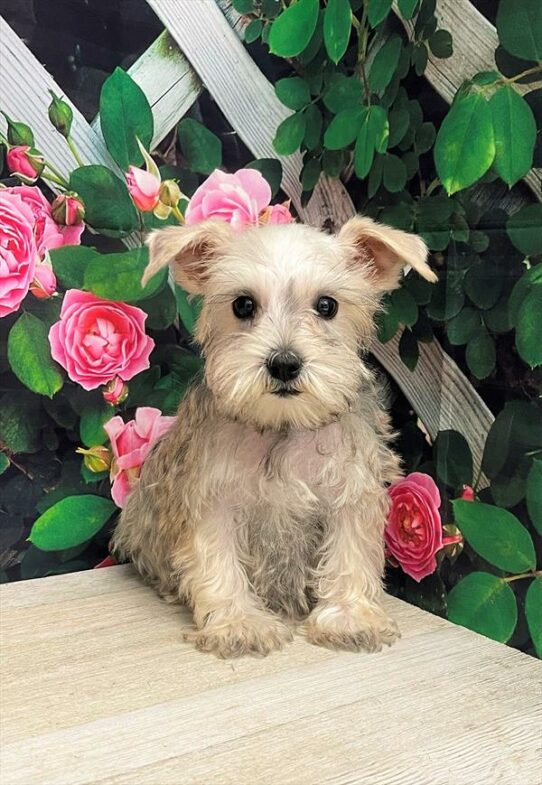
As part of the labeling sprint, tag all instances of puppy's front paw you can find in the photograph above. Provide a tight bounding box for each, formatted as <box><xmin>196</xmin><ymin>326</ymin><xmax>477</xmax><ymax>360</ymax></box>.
<box><xmin>184</xmin><ymin>613</ymin><xmax>293</xmax><ymax>658</ymax></box>
<box><xmin>305</xmin><ymin>603</ymin><xmax>400</xmax><ymax>653</ymax></box>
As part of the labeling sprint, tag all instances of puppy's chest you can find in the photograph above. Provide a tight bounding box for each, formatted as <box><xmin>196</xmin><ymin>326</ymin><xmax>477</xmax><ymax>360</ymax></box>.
<box><xmin>224</xmin><ymin>422</ymin><xmax>352</xmax><ymax>503</ymax></box>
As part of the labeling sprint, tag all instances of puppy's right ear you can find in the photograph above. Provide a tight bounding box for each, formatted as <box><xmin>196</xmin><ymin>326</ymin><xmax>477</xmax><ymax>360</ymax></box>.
<box><xmin>142</xmin><ymin>220</ymin><xmax>233</xmax><ymax>294</ymax></box>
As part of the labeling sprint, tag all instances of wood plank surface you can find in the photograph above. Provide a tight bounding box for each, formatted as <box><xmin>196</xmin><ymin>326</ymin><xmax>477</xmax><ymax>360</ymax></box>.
<box><xmin>1</xmin><ymin>566</ymin><xmax>540</xmax><ymax>785</ymax></box>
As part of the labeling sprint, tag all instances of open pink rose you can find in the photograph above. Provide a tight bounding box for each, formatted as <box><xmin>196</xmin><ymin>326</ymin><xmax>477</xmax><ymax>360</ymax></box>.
<box><xmin>104</xmin><ymin>407</ymin><xmax>176</xmax><ymax>507</ymax></box>
<box><xmin>385</xmin><ymin>473</ymin><xmax>443</xmax><ymax>582</ymax></box>
<box><xmin>126</xmin><ymin>166</ymin><xmax>160</xmax><ymax>212</ymax></box>
<box><xmin>4</xmin><ymin>185</ymin><xmax>83</xmax><ymax>257</ymax></box>
<box><xmin>185</xmin><ymin>168</ymin><xmax>272</xmax><ymax>229</ymax></box>
<box><xmin>0</xmin><ymin>190</ymin><xmax>37</xmax><ymax>317</ymax></box>
<box><xmin>49</xmin><ymin>290</ymin><xmax>154</xmax><ymax>390</ymax></box>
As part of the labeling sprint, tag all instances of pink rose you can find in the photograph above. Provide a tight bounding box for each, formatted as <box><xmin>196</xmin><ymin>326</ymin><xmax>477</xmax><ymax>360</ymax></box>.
<box><xmin>4</xmin><ymin>185</ymin><xmax>83</xmax><ymax>257</ymax></box>
<box><xmin>126</xmin><ymin>166</ymin><xmax>160</xmax><ymax>212</ymax></box>
<box><xmin>29</xmin><ymin>263</ymin><xmax>57</xmax><ymax>299</ymax></box>
<box><xmin>459</xmin><ymin>485</ymin><xmax>475</xmax><ymax>501</ymax></box>
<box><xmin>185</xmin><ymin>168</ymin><xmax>272</xmax><ymax>229</ymax></box>
<box><xmin>48</xmin><ymin>290</ymin><xmax>154</xmax><ymax>390</ymax></box>
<box><xmin>104</xmin><ymin>407</ymin><xmax>176</xmax><ymax>507</ymax></box>
<box><xmin>385</xmin><ymin>473</ymin><xmax>443</xmax><ymax>582</ymax></box>
<box><xmin>6</xmin><ymin>145</ymin><xmax>45</xmax><ymax>184</ymax></box>
<box><xmin>267</xmin><ymin>203</ymin><xmax>294</xmax><ymax>224</ymax></box>
<box><xmin>0</xmin><ymin>190</ymin><xmax>37</xmax><ymax>317</ymax></box>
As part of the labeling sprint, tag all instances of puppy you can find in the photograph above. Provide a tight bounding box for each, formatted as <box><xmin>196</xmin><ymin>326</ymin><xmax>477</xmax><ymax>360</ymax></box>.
<box><xmin>112</xmin><ymin>216</ymin><xmax>436</xmax><ymax>658</ymax></box>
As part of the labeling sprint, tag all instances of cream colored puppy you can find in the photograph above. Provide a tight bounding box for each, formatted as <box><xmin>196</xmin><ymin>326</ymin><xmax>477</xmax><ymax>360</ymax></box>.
<box><xmin>112</xmin><ymin>216</ymin><xmax>435</xmax><ymax>658</ymax></box>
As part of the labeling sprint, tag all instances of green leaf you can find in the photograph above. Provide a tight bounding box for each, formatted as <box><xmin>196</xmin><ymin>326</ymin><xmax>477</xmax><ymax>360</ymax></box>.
<box><xmin>496</xmin><ymin>0</ymin><xmax>542</xmax><ymax>61</ymax></box>
<box><xmin>484</xmin><ymin>298</ymin><xmax>512</xmax><ymax>334</ymax></box>
<box><xmin>447</xmin><ymin>572</ymin><xmax>517</xmax><ymax>643</ymax></box>
<box><xmin>415</xmin><ymin>121</ymin><xmax>436</xmax><ymax>154</ymax></box>
<box><xmin>516</xmin><ymin>287</ymin><xmax>542</xmax><ymax>367</ymax></box>
<box><xmin>99</xmin><ymin>67</ymin><xmax>153</xmax><ymax>170</ymax></box>
<box><xmin>526</xmin><ymin>459</ymin><xmax>542</xmax><ymax>536</ymax></box>
<box><xmin>509</xmin><ymin>265</ymin><xmax>542</xmax><ymax>325</ymax></box>
<box><xmin>447</xmin><ymin>306</ymin><xmax>481</xmax><ymax>345</ymax></box>
<box><xmin>412</xmin><ymin>42</ymin><xmax>428</xmax><ymax>76</ymax></box>
<box><xmin>526</xmin><ymin>578</ymin><xmax>542</xmax><ymax>658</ymax></box>
<box><xmin>383</xmin><ymin>153</ymin><xmax>407</xmax><ymax>192</ymax></box>
<box><xmin>324</xmin><ymin>108</ymin><xmax>364</xmax><ymax>150</ymax></box>
<box><xmin>368</xmin><ymin>36</ymin><xmax>402</xmax><ymax>94</ymax></box>
<box><xmin>275</xmin><ymin>77</ymin><xmax>311</xmax><ymax>110</ymax></box>
<box><xmin>434</xmin><ymin>92</ymin><xmax>495</xmax><ymax>195</ymax></box>
<box><xmin>434</xmin><ymin>430</ymin><xmax>473</xmax><ymax>488</ymax></box>
<box><xmin>245</xmin><ymin>18</ymin><xmax>263</xmax><ymax>43</ymax></box>
<box><xmin>49</xmin><ymin>246</ymin><xmax>100</xmax><ymax>290</ymax></box>
<box><xmin>354</xmin><ymin>106</ymin><xmax>389</xmax><ymax>178</ymax></box>
<box><xmin>233</xmin><ymin>0</ymin><xmax>254</xmax><ymax>12</ymax></box>
<box><xmin>7</xmin><ymin>314</ymin><xmax>63</xmax><ymax>398</ymax></box>
<box><xmin>69</xmin><ymin>166</ymin><xmax>138</xmax><ymax>236</ymax></box>
<box><xmin>323</xmin><ymin>0</ymin><xmax>352</xmax><ymax>64</ymax></box>
<box><xmin>29</xmin><ymin>495</ymin><xmax>116</xmax><ymax>551</ymax></box>
<box><xmin>390</xmin><ymin>287</ymin><xmax>418</xmax><ymax>326</ymax></box>
<box><xmin>273</xmin><ymin>112</ymin><xmax>307</xmax><ymax>155</ymax></box>
<box><xmin>268</xmin><ymin>0</ymin><xmax>319</xmax><ymax>57</ymax></box>
<box><xmin>0</xmin><ymin>453</ymin><xmax>10</xmax><ymax>475</ymax></box>
<box><xmin>398</xmin><ymin>328</ymin><xmax>419</xmax><ymax>371</ymax></box>
<box><xmin>323</xmin><ymin>74</ymin><xmax>363</xmax><ymax>113</ymax></box>
<box><xmin>175</xmin><ymin>286</ymin><xmax>202</xmax><ymax>334</ymax></box>
<box><xmin>507</xmin><ymin>204</ymin><xmax>542</xmax><ymax>257</ymax></box>
<box><xmin>303</xmin><ymin>104</ymin><xmax>323</xmax><ymax>151</ymax></box>
<box><xmin>0</xmin><ymin>391</ymin><xmax>45</xmax><ymax>454</ymax></box>
<box><xmin>322</xmin><ymin>149</ymin><xmax>346</xmax><ymax>178</ymax></box>
<box><xmin>140</xmin><ymin>284</ymin><xmax>177</xmax><ymax>330</ymax></box>
<box><xmin>368</xmin><ymin>0</ymin><xmax>392</xmax><ymax>28</ymax></box>
<box><xmin>388</xmin><ymin>107</ymin><xmax>410</xmax><ymax>148</ymax></box>
<box><xmin>376</xmin><ymin>302</ymin><xmax>399</xmax><ymax>343</ymax></box>
<box><xmin>178</xmin><ymin>119</ymin><xmax>222</xmax><ymax>175</ymax></box>
<box><xmin>398</xmin><ymin>0</ymin><xmax>419</xmax><ymax>18</ymax></box>
<box><xmin>247</xmin><ymin>158</ymin><xmax>283</xmax><ymax>197</ymax></box>
<box><xmin>464</xmin><ymin>258</ymin><xmax>503</xmax><ymax>310</ymax></box>
<box><xmin>453</xmin><ymin>499</ymin><xmax>536</xmax><ymax>573</ymax></box>
<box><xmin>429</xmin><ymin>29</ymin><xmax>453</xmax><ymax>58</ymax></box>
<box><xmin>482</xmin><ymin>401</ymin><xmax>542</xmax><ymax>479</ymax></box>
<box><xmin>466</xmin><ymin>327</ymin><xmax>495</xmax><ymax>380</ymax></box>
<box><xmin>426</xmin><ymin>277</ymin><xmax>464</xmax><ymax>321</ymax></box>
<box><xmin>79</xmin><ymin>401</ymin><xmax>112</xmax><ymax>447</ymax></box>
<box><xmin>84</xmin><ymin>247</ymin><xmax>165</xmax><ymax>303</ymax></box>
<box><xmin>490</xmin><ymin>87</ymin><xmax>537</xmax><ymax>186</ymax></box>
<box><xmin>301</xmin><ymin>158</ymin><xmax>321</xmax><ymax>192</ymax></box>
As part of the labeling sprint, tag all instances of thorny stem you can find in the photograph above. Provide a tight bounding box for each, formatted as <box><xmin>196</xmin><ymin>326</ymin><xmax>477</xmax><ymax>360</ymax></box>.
<box><xmin>503</xmin><ymin>570</ymin><xmax>542</xmax><ymax>584</ymax></box>
<box><xmin>44</xmin><ymin>160</ymin><xmax>69</xmax><ymax>187</ymax></box>
<box><xmin>66</xmin><ymin>135</ymin><xmax>85</xmax><ymax>168</ymax></box>
<box><xmin>42</xmin><ymin>169</ymin><xmax>68</xmax><ymax>188</ymax></box>
<box><xmin>425</xmin><ymin>177</ymin><xmax>441</xmax><ymax>197</ymax></box>
<box><xmin>353</xmin><ymin>3</ymin><xmax>371</xmax><ymax>105</ymax></box>
<box><xmin>0</xmin><ymin>449</ymin><xmax>33</xmax><ymax>480</ymax></box>
<box><xmin>501</xmin><ymin>64</ymin><xmax>542</xmax><ymax>85</ymax></box>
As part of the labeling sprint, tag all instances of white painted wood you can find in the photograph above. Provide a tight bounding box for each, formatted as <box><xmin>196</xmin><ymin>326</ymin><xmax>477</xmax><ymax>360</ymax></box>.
<box><xmin>394</xmin><ymin>0</ymin><xmax>542</xmax><ymax>201</ymax></box>
<box><xmin>1</xmin><ymin>566</ymin><xmax>540</xmax><ymax>785</ymax></box>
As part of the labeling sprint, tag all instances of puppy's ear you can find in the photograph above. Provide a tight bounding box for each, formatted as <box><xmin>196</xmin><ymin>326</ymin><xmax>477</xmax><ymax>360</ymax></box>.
<box><xmin>142</xmin><ymin>220</ymin><xmax>233</xmax><ymax>294</ymax></box>
<box><xmin>338</xmin><ymin>215</ymin><xmax>436</xmax><ymax>292</ymax></box>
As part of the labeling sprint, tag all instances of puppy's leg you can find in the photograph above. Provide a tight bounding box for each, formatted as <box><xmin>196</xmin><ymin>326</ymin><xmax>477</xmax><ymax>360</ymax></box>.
<box><xmin>179</xmin><ymin>507</ymin><xmax>293</xmax><ymax>658</ymax></box>
<box><xmin>305</xmin><ymin>490</ymin><xmax>399</xmax><ymax>653</ymax></box>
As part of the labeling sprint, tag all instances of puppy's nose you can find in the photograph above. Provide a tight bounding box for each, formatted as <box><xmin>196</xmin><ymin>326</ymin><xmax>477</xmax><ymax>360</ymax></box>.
<box><xmin>267</xmin><ymin>351</ymin><xmax>303</xmax><ymax>382</ymax></box>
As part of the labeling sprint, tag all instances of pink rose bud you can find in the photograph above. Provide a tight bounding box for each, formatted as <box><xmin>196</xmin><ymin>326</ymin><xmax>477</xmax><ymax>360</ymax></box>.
<box><xmin>6</xmin><ymin>145</ymin><xmax>45</xmax><ymax>184</ymax></box>
<box><xmin>103</xmin><ymin>376</ymin><xmax>129</xmax><ymax>406</ymax></box>
<box><xmin>442</xmin><ymin>523</ymin><xmax>464</xmax><ymax>560</ymax></box>
<box><xmin>75</xmin><ymin>445</ymin><xmax>112</xmax><ymax>473</ymax></box>
<box><xmin>29</xmin><ymin>263</ymin><xmax>57</xmax><ymax>299</ymax></box>
<box><xmin>460</xmin><ymin>485</ymin><xmax>475</xmax><ymax>501</ymax></box>
<box><xmin>126</xmin><ymin>166</ymin><xmax>161</xmax><ymax>212</ymax></box>
<box><xmin>51</xmin><ymin>192</ymin><xmax>85</xmax><ymax>226</ymax></box>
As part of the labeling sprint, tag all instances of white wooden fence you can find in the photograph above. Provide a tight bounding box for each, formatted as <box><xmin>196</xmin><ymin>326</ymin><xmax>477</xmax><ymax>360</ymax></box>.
<box><xmin>2</xmin><ymin>0</ymin><xmax>539</xmax><ymax>482</ymax></box>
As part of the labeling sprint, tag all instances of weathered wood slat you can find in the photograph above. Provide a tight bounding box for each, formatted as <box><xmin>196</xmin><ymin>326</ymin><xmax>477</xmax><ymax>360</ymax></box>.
<box><xmin>146</xmin><ymin>0</ymin><xmax>494</xmax><ymax>481</ymax></box>
<box><xmin>2</xmin><ymin>566</ymin><xmax>541</xmax><ymax>784</ymax></box>
<box><xmin>0</xmin><ymin>18</ymin><xmax>119</xmax><ymax>181</ymax></box>
<box><xmin>394</xmin><ymin>0</ymin><xmax>542</xmax><ymax>201</ymax></box>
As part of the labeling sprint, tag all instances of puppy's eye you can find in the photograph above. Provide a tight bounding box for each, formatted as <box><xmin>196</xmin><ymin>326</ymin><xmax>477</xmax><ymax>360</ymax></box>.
<box><xmin>315</xmin><ymin>296</ymin><xmax>338</xmax><ymax>319</ymax></box>
<box><xmin>232</xmin><ymin>295</ymin><xmax>256</xmax><ymax>319</ymax></box>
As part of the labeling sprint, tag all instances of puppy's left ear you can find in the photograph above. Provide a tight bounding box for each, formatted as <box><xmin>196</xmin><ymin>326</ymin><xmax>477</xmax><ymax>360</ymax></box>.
<box><xmin>339</xmin><ymin>215</ymin><xmax>436</xmax><ymax>292</ymax></box>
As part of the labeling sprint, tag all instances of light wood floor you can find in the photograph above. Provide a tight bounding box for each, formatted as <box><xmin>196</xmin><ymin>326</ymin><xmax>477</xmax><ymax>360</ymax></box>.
<box><xmin>1</xmin><ymin>565</ymin><xmax>541</xmax><ymax>785</ymax></box>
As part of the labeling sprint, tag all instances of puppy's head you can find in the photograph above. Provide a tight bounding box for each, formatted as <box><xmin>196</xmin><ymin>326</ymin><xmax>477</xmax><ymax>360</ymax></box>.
<box><xmin>144</xmin><ymin>217</ymin><xmax>434</xmax><ymax>430</ymax></box>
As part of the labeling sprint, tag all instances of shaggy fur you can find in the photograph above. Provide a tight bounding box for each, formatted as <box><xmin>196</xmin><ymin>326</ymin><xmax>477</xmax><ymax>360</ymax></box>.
<box><xmin>112</xmin><ymin>216</ymin><xmax>435</xmax><ymax>658</ymax></box>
